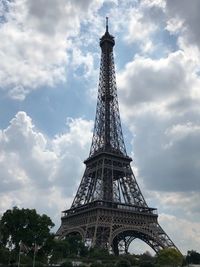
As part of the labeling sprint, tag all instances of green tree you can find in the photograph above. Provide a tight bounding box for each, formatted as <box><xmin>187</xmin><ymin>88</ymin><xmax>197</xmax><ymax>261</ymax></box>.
<box><xmin>104</xmin><ymin>263</ymin><xmax>115</xmax><ymax>267</ymax></box>
<box><xmin>60</xmin><ymin>260</ymin><xmax>73</xmax><ymax>267</ymax></box>
<box><xmin>116</xmin><ymin>258</ymin><xmax>131</xmax><ymax>267</ymax></box>
<box><xmin>139</xmin><ymin>251</ymin><xmax>155</xmax><ymax>267</ymax></box>
<box><xmin>121</xmin><ymin>254</ymin><xmax>139</xmax><ymax>266</ymax></box>
<box><xmin>156</xmin><ymin>248</ymin><xmax>183</xmax><ymax>267</ymax></box>
<box><xmin>0</xmin><ymin>246</ymin><xmax>10</xmax><ymax>264</ymax></box>
<box><xmin>186</xmin><ymin>250</ymin><xmax>200</xmax><ymax>264</ymax></box>
<box><xmin>90</xmin><ymin>262</ymin><xmax>104</xmax><ymax>267</ymax></box>
<box><xmin>49</xmin><ymin>238</ymin><xmax>69</xmax><ymax>263</ymax></box>
<box><xmin>65</xmin><ymin>233</ymin><xmax>88</xmax><ymax>257</ymax></box>
<box><xmin>89</xmin><ymin>247</ymin><xmax>109</xmax><ymax>259</ymax></box>
<box><xmin>0</xmin><ymin>207</ymin><xmax>54</xmax><ymax>252</ymax></box>
<box><xmin>43</xmin><ymin>233</ymin><xmax>88</xmax><ymax>263</ymax></box>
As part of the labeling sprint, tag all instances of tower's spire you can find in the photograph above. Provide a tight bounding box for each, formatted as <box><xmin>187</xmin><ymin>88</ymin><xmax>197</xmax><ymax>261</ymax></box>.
<box><xmin>106</xmin><ymin>17</ymin><xmax>108</xmax><ymax>32</ymax></box>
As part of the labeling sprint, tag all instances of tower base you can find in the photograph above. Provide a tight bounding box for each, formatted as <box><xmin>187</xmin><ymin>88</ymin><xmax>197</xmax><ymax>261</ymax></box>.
<box><xmin>56</xmin><ymin>201</ymin><xmax>177</xmax><ymax>254</ymax></box>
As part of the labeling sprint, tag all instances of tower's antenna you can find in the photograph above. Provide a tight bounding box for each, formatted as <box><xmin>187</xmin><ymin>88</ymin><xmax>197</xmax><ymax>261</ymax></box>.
<box><xmin>106</xmin><ymin>17</ymin><xmax>108</xmax><ymax>32</ymax></box>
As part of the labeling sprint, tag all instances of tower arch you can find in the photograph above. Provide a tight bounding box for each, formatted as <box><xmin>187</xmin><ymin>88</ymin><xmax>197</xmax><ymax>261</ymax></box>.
<box><xmin>111</xmin><ymin>228</ymin><xmax>165</xmax><ymax>255</ymax></box>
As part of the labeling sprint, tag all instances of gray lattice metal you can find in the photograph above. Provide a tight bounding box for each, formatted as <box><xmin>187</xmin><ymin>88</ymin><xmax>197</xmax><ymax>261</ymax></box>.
<box><xmin>57</xmin><ymin>19</ymin><xmax>179</xmax><ymax>255</ymax></box>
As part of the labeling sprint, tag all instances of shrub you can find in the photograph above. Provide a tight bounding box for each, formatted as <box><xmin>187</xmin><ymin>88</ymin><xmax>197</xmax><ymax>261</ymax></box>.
<box><xmin>116</xmin><ymin>259</ymin><xmax>131</xmax><ymax>267</ymax></box>
<box><xmin>60</xmin><ymin>260</ymin><xmax>73</xmax><ymax>267</ymax></box>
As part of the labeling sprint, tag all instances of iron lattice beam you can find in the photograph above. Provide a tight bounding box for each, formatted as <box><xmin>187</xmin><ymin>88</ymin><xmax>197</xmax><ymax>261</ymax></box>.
<box><xmin>57</xmin><ymin>19</ymin><xmax>179</xmax><ymax>255</ymax></box>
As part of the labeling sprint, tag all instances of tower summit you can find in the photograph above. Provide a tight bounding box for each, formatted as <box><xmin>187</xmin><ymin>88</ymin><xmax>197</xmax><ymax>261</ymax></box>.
<box><xmin>57</xmin><ymin>19</ymin><xmax>178</xmax><ymax>255</ymax></box>
<box><xmin>90</xmin><ymin>17</ymin><xmax>126</xmax><ymax>158</ymax></box>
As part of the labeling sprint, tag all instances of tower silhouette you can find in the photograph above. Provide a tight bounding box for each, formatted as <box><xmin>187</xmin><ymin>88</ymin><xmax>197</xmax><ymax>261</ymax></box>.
<box><xmin>57</xmin><ymin>19</ymin><xmax>178</xmax><ymax>254</ymax></box>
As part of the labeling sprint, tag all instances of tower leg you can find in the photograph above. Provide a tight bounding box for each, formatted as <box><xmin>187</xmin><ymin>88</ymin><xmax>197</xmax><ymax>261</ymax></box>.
<box><xmin>92</xmin><ymin>212</ymin><xmax>99</xmax><ymax>247</ymax></box>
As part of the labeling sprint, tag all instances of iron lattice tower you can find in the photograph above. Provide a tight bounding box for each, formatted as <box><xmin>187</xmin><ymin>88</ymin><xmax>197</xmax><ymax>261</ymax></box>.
<box><xmin>57</xmin><ymin>19</ymin><xmax>178</xmax><ymax>254</ymax></box>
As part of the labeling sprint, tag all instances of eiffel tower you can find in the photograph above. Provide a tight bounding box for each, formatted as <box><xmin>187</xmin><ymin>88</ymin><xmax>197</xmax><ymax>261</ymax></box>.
<box><xmin>57</xmin><ymin>18</ymin><xmax>178</xmax><ymax>255</ymax></box>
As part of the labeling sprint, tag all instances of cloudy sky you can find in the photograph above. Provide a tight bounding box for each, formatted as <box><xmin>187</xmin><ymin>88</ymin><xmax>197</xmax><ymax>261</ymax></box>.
<box><xmin>1</xmin><ymin>0</ymin><xmax>200</xmax><ymax>255</ymax></box>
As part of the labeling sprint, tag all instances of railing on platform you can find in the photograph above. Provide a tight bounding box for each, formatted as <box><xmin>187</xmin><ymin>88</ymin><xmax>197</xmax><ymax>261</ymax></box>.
<box><xmin>62</xmin><ymin>200</ymin><xmax>157</xmax><ymax>217</ymax></box>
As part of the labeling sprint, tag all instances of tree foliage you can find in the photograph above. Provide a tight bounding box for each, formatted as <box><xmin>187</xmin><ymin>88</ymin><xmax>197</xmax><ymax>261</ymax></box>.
<box><xmin>89</xmin><ymin>247</ymin><xmax>109</xmax><ymax>259</ymax></box>
<box><xmin>156</xmin><ymin>248</ymin><xmax>183</xmax><ymax>267</ymax></box>
<box><xmin>139</xmin><ymin>251</ymin><xmax>155</xmax><ymax>267</ymax></box>
<box><xmin>0</xmin><ymin>207</ymin><xmax>54</xmax><ymax>251</ymax></box>
<box><xmin>46</xmin><ymin>233</ymin><xmax>89</xmax><ymax>263</ymax></box>
<box><xmin>65</xmin><ymin>233</ymin><xmax>88</xmax><ymax>257</ymax></box>
<box><xmin>186</xmin><ymin>250</ymin><xmax>200</xmax><ymax>264</ymax></box>
<box><xmin>60</xmin><ymin>260</ymin><xmax>73</xmax><ymax>267</ymax></box>
<box><xmin>115</xmin><ymin>258</ymin><xmax>131</xmax><ymax>267</ymax></box>
<box><xmin>90</xmin><ymin>261</ymin><xmax>104</xmax><ymax>267</ymax></box>
<box><xmin>0</xmin><ymin>246</ymin><xmax>10</xmax><ymax>264</ymax></box>
<box><xmin>47</xmin><ymin>238</ymin><xmax>69</xmax><ymax>263</ymax></box>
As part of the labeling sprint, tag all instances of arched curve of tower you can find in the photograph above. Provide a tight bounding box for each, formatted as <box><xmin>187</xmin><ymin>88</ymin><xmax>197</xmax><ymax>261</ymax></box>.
<box><xmin>111</xmin><ymin>228</ymin><xmax>174</xmax><ymax>255</ymax></box>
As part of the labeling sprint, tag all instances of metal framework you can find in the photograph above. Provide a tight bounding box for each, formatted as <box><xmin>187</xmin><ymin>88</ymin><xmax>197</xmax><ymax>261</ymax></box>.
<box><xmin>57</xmin><ymin>19</ymin><xmax>178</xmax><ymax>255</ymax></box>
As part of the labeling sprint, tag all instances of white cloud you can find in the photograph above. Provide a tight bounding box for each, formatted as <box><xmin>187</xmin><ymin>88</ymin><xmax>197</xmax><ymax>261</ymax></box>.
<box><xmin>118</xmin><ymin>50</ymin><xmax>200</xmax><ymax>120</ymax></box>
<box><xmin>142</xmin><ymin>0</ymin><xmax>165</xmax><ymax>9</ymax></box>
<box><xmin>165</xmin><ymin>0</ymin><xmax>200</xmax><ymax>50</ymax></box>
<box><xmin>165</xmin><ymin>123</ymin><xmax>200</xmax><ymax>145</ymax></box>
<box><xmin>107</xmin><ymin>1</ymin><xmax>163</xmax><ymax>54</ymax></box>
<box><xmin>125</xmin><ymin>8</ymin><xmax>157</xmax><ymax>45</ymax></box>
<box><xmin>0</xmin><ymin>0</ymin><xmax>103</xmax><ymax>100</ymax></box>
<box><xmin>165</xmin><ymin>17</ymin><xmax>183</xmax><ymax>34</ymax></box>
<box><xmin>71</xmin><ymin>48</ymin><xmax>95</xmax><ymax>78</ymax></box>
<box><xmin>0</xmin><ymin>112</ymin><xmax>93</xmax><ymax>226</ymax></box>
<box><xmin>152</xmin><ymin>191</ymin><xmax>200</xmax><ymax>219</ymax></box>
